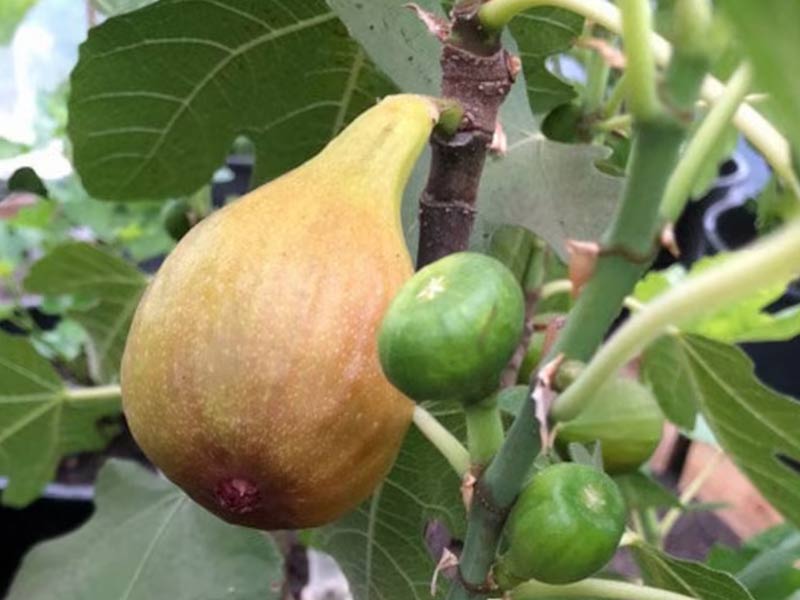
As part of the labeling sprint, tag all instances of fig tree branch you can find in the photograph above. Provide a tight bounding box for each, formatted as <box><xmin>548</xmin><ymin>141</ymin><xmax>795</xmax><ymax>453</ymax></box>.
<box><xmin>415</xmin><ymin>6</ymin><xmax>517</xmax><ymax>268</ymax></box>
<box><xmin>618</xmin><ymin>0</ymin><xmax>659</xmax><ymax>120</ymax></box>
<box><xmin>446</xmin><ymin>4</ymin><xmax>710</xmax><ymax>597</ymax></box>
<box><xmin>551</xmin><ymin>216</ymin><xmax>800</xmax><ymax>421</ymax></box>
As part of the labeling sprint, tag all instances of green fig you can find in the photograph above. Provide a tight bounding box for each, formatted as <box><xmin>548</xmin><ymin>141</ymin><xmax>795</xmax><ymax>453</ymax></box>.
<box><xmin>378</xmin><ymin>252</ymin><xmax>525</xmax><ymax>404</ymax></box>
<box><xmin>121</xmin><ymin>95</ymin><xmax>441</xmax><ymax>530</ymax></box>
<box><xmin>495</xmin><ymin>463</ymin><xmax>626</xmax><ymax>586</ymax></box>
<box><xmin>557</xmin><ymin>377</ymin><xmax>665</xmax><ymax>473</ymax></box>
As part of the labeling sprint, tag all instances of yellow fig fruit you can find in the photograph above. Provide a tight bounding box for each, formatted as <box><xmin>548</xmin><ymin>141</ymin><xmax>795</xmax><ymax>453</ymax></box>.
<box><xmin>121</xmin><ymin>95</ymin><xmax>439</xmax><ymax>530</ymax></box>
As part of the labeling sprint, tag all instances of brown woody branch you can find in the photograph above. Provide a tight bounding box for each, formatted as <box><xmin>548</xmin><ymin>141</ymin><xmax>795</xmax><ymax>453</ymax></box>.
<box><xmin>415</xmin><ymin>11</ymin><xmax>517</xmax><ymax>268</ymax></box>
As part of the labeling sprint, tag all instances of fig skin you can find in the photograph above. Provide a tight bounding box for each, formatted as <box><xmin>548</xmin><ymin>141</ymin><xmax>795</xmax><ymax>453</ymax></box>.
<box><xmin>378</xmin><ymin>252</ymin><xmax>525</xmax><ymax>405</ymax></box>
<box><xmin>121</xmin><ymin>96</ymin><xmax>438</xmax><ymax>530</ymax></box>
<box><xmin>557</xmin><ymin>377</ymin><xmax>665</xmax><ymax>474</ymax></box>
<box><xmin>496</xmin><ymin>463</ymin><xmax>626</xmax><ymax>586</ymax></box>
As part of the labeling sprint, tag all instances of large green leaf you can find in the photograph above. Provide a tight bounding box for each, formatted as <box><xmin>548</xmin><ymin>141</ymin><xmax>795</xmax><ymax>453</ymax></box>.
<box><xmin>682</xmin><ymin>334</ymin><xmax>800</xmax><ymax>529</ymax></box>
<box><xmin>633</xmin><ymin>541</ymin><xmax>754</xmax><ymax>600</ymax></box>
<box><xmin>7</xmin><ymin>460</ymin><xmax>284</xmax><ymax>599</ymax></box>
<box><xmin>720</xmin><ymin>1</ymin><xmax>800</xmax><ymax>154</ymax></box>
<box><xmin>641</xmin><ymin>335</ymin><xmax>700</xmax><ymax>430</ymax></box>
<box><xmin>329</xmin><ymin>0</ymin><xmax>622</xmax><ymax>258</ymax></box>
<box><xmin>508</xmin><ymin>7</ymin><xmax>584</xmax><ymax>115</ymax></box>
<box><xmin>709</xmin><ymin>524</ymin><xmax>800</xmax><ymax>600</ymax></box>
<box><xmin>0</xmin><ymin>332</ymin><xmax>121</xmax><ymax>507</ymax></box>
<box><xmin>314</xmin><ymin>402</ymin><xmax>466</xmax><ymax>600</ymax></box>
<box><xmin>24</xmin><ymin>243</ymin><xmax>148</xmax><ymax>383</ymax></box>
<box><xmin>69</xmin><ymin>0</ymin><xmax>395</xmax><ymax>200</ymax></box>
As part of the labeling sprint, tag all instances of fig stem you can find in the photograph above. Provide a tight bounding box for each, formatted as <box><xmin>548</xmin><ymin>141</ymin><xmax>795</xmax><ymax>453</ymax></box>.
<box><xmin>412</xmin><ymin>405</ymin><xmax>470</xmax><ymax>476</ymax></box>
<box><xmin>552</xmin><ymin>217</ymin><xmax>800</xmax><ymax>422</ymax></box>
<box><xmin>477</xmin><ymin>0</ymin><xmax>799</xmax><ymax>195</ymax></box>
<box><xmin>659</xmin><ymin>447</ymin><xmax>725</xmax><ymax>539</ymax></box>
<box><xmin>433</xmin><ymin>98</ymin><xmax>466</xmax><ymax>136</ymax></box>
<box><xmin>618</xmin><ymin>0</ymin><xmax>660</xmax><ymax>121</ymax></box>
<box><xmin>581</xmin><ymin>27</ymin><xmax>612</xmax><ymax>115</ymax></box>
<box><xmin>464</xmin><ymin>401</ymin><xmax>505</xmax><ymax>466</ymax></box>
<box><xmin>660</xmin><ymin>63</ymin><xmax>753</xmax><ymax>222</ymax></box>
<box><xmin>509</xmin><ymin>577</ymin><xmax>697</xmax><ymax>600</ymax></box>
<box><xmin>65</xmin><ymin>384</ymin><xmax>122</xmax><ymax>405</ymax></box>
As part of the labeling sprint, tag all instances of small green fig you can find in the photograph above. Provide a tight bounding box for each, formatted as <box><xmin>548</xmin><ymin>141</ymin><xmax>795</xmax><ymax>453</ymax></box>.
<box><xmin>378</xmin><ymin>252</ymin><xmax>525</xmax><ymax>404</ymax></box>
<box><xmin>495</xmin><ymin>463</ymin><xmax>626</xmax><ymax>586</ymax></box>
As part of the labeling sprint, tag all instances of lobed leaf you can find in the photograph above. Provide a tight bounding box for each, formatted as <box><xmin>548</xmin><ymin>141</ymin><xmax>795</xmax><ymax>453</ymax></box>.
<box><xmin>508</xmin><ymin>7</ymin><xmax>584</xmax><ymax>115</ymax></box>
<box><xmin>641</xmin><ymin>335</ymin><xmax>700</xmax><ymax>430</ymax></box>
<box><xmin>682</xmin><ymin>335</ymin><xmax>800</xmax><ymax>529</ymax></box>
<box><xmin>24</xmin><ymin>242</ymin><xmax>148</xmax><ymax>383</ymax></box>
<box><xmin>69</xmin><ymin>0</ymin><xmax>395</xmax><ymax>200</ymax></box>
<box><xmin>7</xmin><ymin>460</ymin><xmax>284</xmax><ymax>599</ymax></box>
<box><xmin>0</xmin><ymin>332</ymin><xmax>121</xmax><ymax>507</ymax></box>
<box><xmin>633</xmin><ymin>541</ymin><xmax>754</xmax><ymax>600</ymax></box>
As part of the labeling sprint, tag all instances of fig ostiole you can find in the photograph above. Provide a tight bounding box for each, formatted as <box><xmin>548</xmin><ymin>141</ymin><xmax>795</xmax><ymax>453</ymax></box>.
<box><xmin>121</xmin><ymin>95</ymin><xmax>440</xmax><ymax>530</ymax></box>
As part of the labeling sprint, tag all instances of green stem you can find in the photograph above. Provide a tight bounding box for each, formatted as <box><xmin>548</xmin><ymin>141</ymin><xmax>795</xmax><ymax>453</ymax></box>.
<box><xmin>618</xmin><ymin>0</ymin><xmax>660</xmax><ymax>120</ymax></box>
<box><xmin>659</xmin><ymin>447</ymin><xmax>724</xmax><ymax>539</ymax></box>
<box><xmin>465</xmin><ymin>402</ymin><xmax>506</xmax><ymax>466</ymax></box>
<box><xmin>642</xmin><ymin>508</ymin><xmax>662</xmax><ymax>546</ymax></box>
<box><xmin>594</xmin><ymin>114</ymin><xmax>632</xmax><ymax>133</ymax></box>
<box><xmin>412</xmin><ymin>405</ymin><xmax>470</xmax><ymax>477</ymax></box>
<box><xmin>552</xmin><ymin>217</ymin><xmax>800</xmax><ymax>421</ymax></box>
<box><xmin>510</xmin><ymin>577</ymin><xmax>696</xmax><ymax>600</ymax></box>
<box><xmin>448</xmin><ymin>20</ymin><xmax>708</xmax><ymax>599</ymax></box>
<box><xmin>480</xmin><ymin>0</ymin><xmax>619</xmax><ymax>31</ymax></box>
<box><xmin>661</xmin><ymin>63</ymin><xmax>754</xmax><ymax>222</ymax></box>
<box><xmin>671</xmin><ymin>0</ymin><xmax>713</xmax><ymax>58</ymax></box>
<box><xmin>433</xmin><ymin>98</ymin><xmax>467</xmax><ymax>136</ymax></box>
<box><xmin>550</xmin><ymin>120</ymin><xmax>686</xmax><ymax>362</ymax></box>
<box><xmin>540</xmin><ymin>279</ymin><xmax>572</xmax><ymax>299</ymax></box>
<box><xmin>447</xmin><ymin>395</ymin><xmax>542</xmax><ymax>600</ymax></box>
<box><xmin>65</xmin><ymin>384</ymin><xmax>122</xmax><ymax>405</ymax></box>
<box><xmin>583</xmin><ymin>29</ymin><xmax>611</xmax><ymax>113</ymax></box>
<box><xmin>603</xmin><ymin>73</ymin><xmax>628</xmax><ymax>118</ymax></box>
<box><xmin>477</xmin><ymin>0</ymin><xmax>799</xmax><ymax>193</ymax></box>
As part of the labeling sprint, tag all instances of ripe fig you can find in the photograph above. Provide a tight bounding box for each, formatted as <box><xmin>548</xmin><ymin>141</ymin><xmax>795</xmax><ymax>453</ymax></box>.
<box><xmin>378</xmin><ymin>252</ymin><xmax>525</xmax><ymax>404</ymax></box>
<box><xmin>121</xmin><ymin>95</ymin><xmax>440</xmax><ymax>530</ymax></box>
<box><xmin>495</xmin><ymin>463</ymin><xmax>626</xmax><ymax>586</ymax></box>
